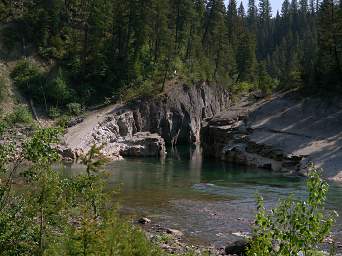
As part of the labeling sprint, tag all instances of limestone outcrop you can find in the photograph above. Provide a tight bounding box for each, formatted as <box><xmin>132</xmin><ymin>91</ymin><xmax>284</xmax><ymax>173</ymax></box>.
<box><xmin>62</xmin><ymin>82</ymin><xmax>230</xmax><ymax>160</ymax></box>
<box><xmin>201</xmin><ymin>91</ymin><xmax>342</xmax><ymax>180</ymax></box>
<box><xmin>129</xmin><ymin>82</ymin><xmax>230</xmax><ymax>145</ymax></box>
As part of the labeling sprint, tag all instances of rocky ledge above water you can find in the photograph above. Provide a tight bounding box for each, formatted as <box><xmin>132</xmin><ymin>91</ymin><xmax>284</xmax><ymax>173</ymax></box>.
<box><xmin>201</xmin><ymin>91</ymin><xmax>342</xmax><ymax>181</ymax></box>
<box><xmin>62</xmin><ymin>82</ymin><xmax>230</xmax><ymax>161</ymax></box>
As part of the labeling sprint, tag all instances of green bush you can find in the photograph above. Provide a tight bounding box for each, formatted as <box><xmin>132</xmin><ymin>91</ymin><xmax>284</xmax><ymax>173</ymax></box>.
<box><xmin>5</xmin><ymin>105</ymin><xmax>33</xmax><ymax>126</ymax></box>
<box><xmin>47</xmin><ymin>68</ymin><xmax>73</xmax><ymax>106</ymax></box>
<box><xmin>247</xmin><ymin>164</ymin><xmax>337</xmax><ymax>256</ymax></box>
<box><xmin>55</xmin><ymin>115</ymin><xmax>71</xmax><ymax>128</ymax></box>
<box><xmin>257</xmin><ymin>62</ymin><xmax>279</xmax><ymax>95</ymax></box>
<box><xmin>232</xmin><ymin>81</ymin><xmax>256</xmax><ymax>95</ymax></box>
<box><xmin>48</xmin><ymin>106</ymin><xmax>61</xmax><ymax>119</ymax></box>
<box><xmin>258</xmin><ymin>76</ymin><xmax>279</xmax><ymax>95</ymax></box>
<box><xmin>0</xmin><ymin>132</ymin><xmax>169</xmax><ymax>256</ymax></box>
<box><xmin>66</xmin><ymin>102</ymin><xmax>82</xmax><ymax>116</ymax></box>
<box><xmin>118</xmin><ymin>80</ymin><xmax>156</xmax><ymax>102</ymax></box>
<box><xmin>0</xmin><ymin>120</ymin><xmax>7</xmax><ymax>136</ymax></box>
<box><xmin>11</xmin><ymin>60</ymin><xmax>45</xmax><ymax>99</ymax></box>
<box><xmin>0</xmin><ymin>77</ymin><xmax>6</xmax><ymax>103</ymax></box>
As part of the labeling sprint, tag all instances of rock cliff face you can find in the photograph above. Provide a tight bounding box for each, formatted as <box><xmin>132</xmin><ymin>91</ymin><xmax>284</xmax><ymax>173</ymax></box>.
<box><xmin>128</xmin><ymin>82</ymin><xmax>230</xmax><ymax>145</ymax></box>
<box><xmin>63</xmin><ymin>82</ymin><xmax>230</xmax><ymax>160</ymax></box>
<box><xmin>201</xmin><ymin>110</ymin><xmax>304</xmax><ymax>174</ymax></box>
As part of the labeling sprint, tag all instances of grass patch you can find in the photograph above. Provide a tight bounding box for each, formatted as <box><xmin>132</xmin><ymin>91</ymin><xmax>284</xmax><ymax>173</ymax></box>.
<box><xmin>115</xmin><ymin>80</ymin><xmax>159</xmax><ymax>102</ymax></box>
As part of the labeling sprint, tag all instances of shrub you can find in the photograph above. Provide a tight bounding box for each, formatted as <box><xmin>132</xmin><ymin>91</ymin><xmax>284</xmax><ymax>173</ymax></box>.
<box><xmin>5</xmin><ymin>105</ymin><xmax>33</xmax><ymax>125</ymax></box>
<box><xmin>66</xmin><ymin>102</ymin><xmax>82</xmax><ymax>116</ymax></box>
<box><xmin>247</xmin><ymin>164</ymin><xmax>337</xmax><ymax>256</ymax></box>
<box><xmin>257</xmin><ymin>62</ymin><xmax>279</xmax><ymax>95</ymax></box>
<box><xmin>48</xmin><ymin>106</ymin><xmax>61</xmax><ymax>119</ymax></box>
<box><xmin>0</xmin><ymin>77</ymin><xmax>6</xmax><ymax>103</ymax></box>
<box><xmin>47</xmin><ymin>68</ymin><xmax>73</xmax><ymax>106</ymax></box>
<box><xmin>11</xmin><ymin>60</ymin><xmax>44</xmax><ymax>99</ymax></box>
<box><xmin>258</xmin><ymin>76</ymin><xmax>279</xmax><ymax>95</ymax></box>
<box><xmin>288</xmin><ymin>70</ymin><xmax>303</xmax><ymax>89</ymax></box>
<box><xmin>118</xmin><ymin>80</ymin><xmax>156</xmax><ymax>102</ymax></box>
<box><xmin>0</xmin><ymin>132</ymin><xmax>168</xmax><ymax>256</ymax></box>
<box><xmin>55</xmin><ymin>115</ymin><xmax>71</xmax><ymax>128</ymax></box>
<box><xmin>232</xmin><ymin>81</ymin><xmax>256</xmax><ymax>95</ymax></box>
<box><xmin>0</xmin><ymin>120</ymin><xmax>7</xmax><ymax>136</ymax></box>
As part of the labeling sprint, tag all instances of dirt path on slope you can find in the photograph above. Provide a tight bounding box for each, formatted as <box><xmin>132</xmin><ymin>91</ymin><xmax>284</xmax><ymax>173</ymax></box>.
<box><xmin>64</xmin><ymin>104</ymin><xmax>121</xmax><ymax>151</ymax></box>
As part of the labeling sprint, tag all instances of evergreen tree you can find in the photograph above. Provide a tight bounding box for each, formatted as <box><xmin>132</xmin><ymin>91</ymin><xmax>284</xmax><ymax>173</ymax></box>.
<box><xmin>259</xmin><ymin>0</ymin><xmax>272</xmax><ymax>25</ymax></box>
<box><xmin>309</xmin><ymin>0</ymin><xmax>316</xmax><ymax>13</ymax></box>
<box><xmin>257</xmin><ymin>0</ymin><xmax>272</xmax><ymax>58</ymax></box>
<box><xmin>300</xmin><ymin>0</ymin><xmax>309</xmax><ymax>13</ymax></box>
<box><xmin>316</xmin><ymin>0</ymin><xmax>342</xmax><ymax>90</ymax></box>
<box><xmin>238</xmin><ymin>2</ymin><xmax>246</xmax><ymax>18</ymax></box>
<box><xmin>247</xmin><ymin>0</ymin><xmax>258</xmax><ymax>31</ymax></box>
<box><xmin>236</xmin><ymin>32</ymin><xmax>257</xmax><ymax>82</ymax></box>
<box><xmin>227</xmin><ymin>0</ymin><xmax>238</xmax><ymax>47</ymax></box>
<box><xmin>4</xmin><ymin>0</ymin><xmax>342</xmax><ymax>105</ymax></box>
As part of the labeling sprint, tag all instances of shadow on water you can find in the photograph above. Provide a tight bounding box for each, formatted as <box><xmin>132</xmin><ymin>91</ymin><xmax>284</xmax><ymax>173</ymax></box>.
<box><xmin>62</xmin><ymin>145</ymin><xmax>342</xmax><ymax>248</ymax></box>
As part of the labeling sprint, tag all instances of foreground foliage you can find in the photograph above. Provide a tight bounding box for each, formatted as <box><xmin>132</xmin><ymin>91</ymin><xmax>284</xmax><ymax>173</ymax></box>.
<box><xmin>0</xmin><ymin>126</ymin><xmax>337</xmax><ymax>255</ymax></box>
<box><xmin>247</xmin><ymin>164</ymin><xmax>337</xmax><ymax>256</ymax></box>
<box><xmin>0</xmin><ymin>128</ymin><xmax>166</xmax><ymax>256</ymax></box>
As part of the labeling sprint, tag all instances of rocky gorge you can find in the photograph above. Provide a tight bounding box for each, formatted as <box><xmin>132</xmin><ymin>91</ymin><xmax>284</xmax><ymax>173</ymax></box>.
<box><xmin>62</xmin><ymin>82</ymin><xmax>230</xmax><ymax>161</ymax></box>
<box><xmin>62</xmin><ymin>84</ymin><xmax>342</xmax><ymax>181</ymax></box>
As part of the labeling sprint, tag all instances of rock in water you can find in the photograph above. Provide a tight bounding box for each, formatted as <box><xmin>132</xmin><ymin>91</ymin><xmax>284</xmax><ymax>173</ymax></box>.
<box><xmin>56</xmin><ymin>146</ymin><xmax>76</xmax><ymax>161</ymax></box>
<box><xmin>166</xmin><ymin>229</ymin><xmax>183</xmax><ymax>237</ymax></box>
<box><xmin>138</xmin><ymin>217</ymin><xmax>151</xmax><ymax>224</ymax></box>
<box><xmin>119</xmin><ymin>132</ymin><xmax>166</xmax><ymax>157</ymax></box>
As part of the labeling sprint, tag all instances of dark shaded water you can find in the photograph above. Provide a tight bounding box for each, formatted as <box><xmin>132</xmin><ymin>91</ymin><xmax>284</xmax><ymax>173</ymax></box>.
<box><xmin>64</xmin><ymin>146</ymin><xmax>342</xmax><ymax>248</ymax></box>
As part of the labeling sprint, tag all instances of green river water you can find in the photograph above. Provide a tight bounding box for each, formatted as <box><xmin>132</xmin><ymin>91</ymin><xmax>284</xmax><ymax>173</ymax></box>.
<box><xmin>64</xmin><ymin>146</ymin><xmax>342</xmax><ymax>249</ymax></box>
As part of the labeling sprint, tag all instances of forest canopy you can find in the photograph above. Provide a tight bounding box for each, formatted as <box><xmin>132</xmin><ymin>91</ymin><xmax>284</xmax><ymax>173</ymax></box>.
<box><xmin>1</xmin><ymin>0</ymin><xmax>342</xmax><ymax>106</ymax></box>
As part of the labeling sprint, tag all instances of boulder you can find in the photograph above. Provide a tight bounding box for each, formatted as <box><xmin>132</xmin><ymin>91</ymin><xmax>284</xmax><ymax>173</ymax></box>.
<box><xmin>67</xmin><ymin>116</ymin><xmax>85</xmax><ymax>127</ymax></box>
<box><xmin>166</xmin><ymin>229</ymin><xmax>183</xmax><ymax>237</ymax></box>
<box><xmin>225</xmin><ymin>240</ymin><xmax>249</xmax><ymax>255</ymax></box>
<box><xmin>57</xmin><ymin>146</ymin><xmax>76</xmax><ymax>160</ymax></box>
<box><xmin>138</xmin><ymin>217</ymin><xmax>151</xmax><ymax>224</ymax></box>
<box><xmin>120</xmin><ymin>132</ymin><xmax>166</xmax><ymax>157</ymax></box>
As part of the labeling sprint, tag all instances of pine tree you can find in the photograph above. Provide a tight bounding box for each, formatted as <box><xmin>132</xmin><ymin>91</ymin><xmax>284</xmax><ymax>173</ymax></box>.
<box><xmin>309</xmin><ymin>0</ymin><xmax>316</xmax><ymax>13</ymax></box>
<box><xmin>316</xmin><ymin>0</ymin><xmax>342</xmax><ymax>90</ymax></box>
<box><xmin>236</xmin><ymin>32</ymin><xmax>257</xmax><ymax>82</ymax></box>
<box><xmin>203</xmin><ymin>0</ymin><xmax>236</xmax><ymax>82</ymax></box>
<box><xmin>227</xmin><ymin>0</ymin><xmax>238</xmax><ymax>47</ymax></box>
<box><xmin>247</xmin><ymin>0</ymin><xmax>258</xmax><ymax>31</ymax></box>
<box><xmin>259</xmin><ymin>0</ymin><xmax>272</xmax><ymax>25</ymax></box>
<box><xmin>300</xmin><ymin>0</ymin><xmax>309</xmax><ymax>14</ymax></box>
<box><xmin>257</xmin><ymin>0</ymin><xmax>272</xmax><ymax>58</ymax></box>
<box><xmin>238</xmin><ymin>2</ymin><xmax>246</xmax><ymax>18</ymax></box>
<box><xmin>281</xmin><ymin>0</ymin><xmax>291</xmax><ymax>34</ymax></box>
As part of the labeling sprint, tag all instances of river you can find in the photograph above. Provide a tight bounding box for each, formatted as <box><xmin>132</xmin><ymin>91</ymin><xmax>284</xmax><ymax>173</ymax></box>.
<box><xmin>64</xmin><ymin>145</ymin><xmax>342</xmax><ymax>250</ymax></box>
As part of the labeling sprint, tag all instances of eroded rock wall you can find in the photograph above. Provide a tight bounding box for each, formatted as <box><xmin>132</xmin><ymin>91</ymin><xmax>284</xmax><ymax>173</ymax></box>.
<box><xmin>63</xmin><ymin>82</ymin><xmax>230</xmax><ymax>160</ymax></box>
<box><xmin>130</xmin><ymin>82</ymin><xmax>230</xmax><ymax>145</ymax></box>
<box><xmin>201</xmin><ymin>91</ymin><xmax>342</xmax><ymax>180</ymax></box>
